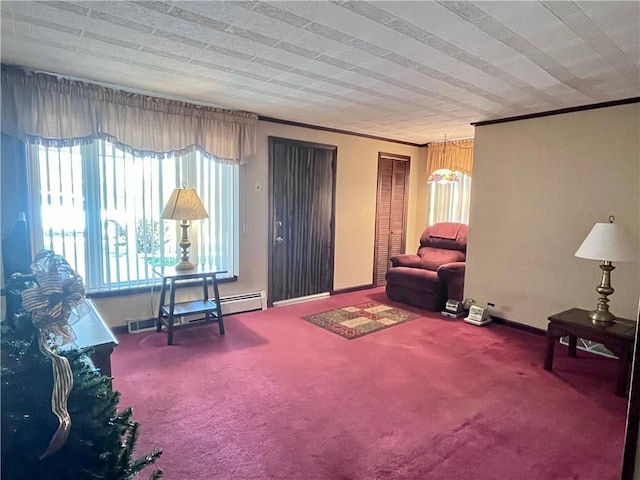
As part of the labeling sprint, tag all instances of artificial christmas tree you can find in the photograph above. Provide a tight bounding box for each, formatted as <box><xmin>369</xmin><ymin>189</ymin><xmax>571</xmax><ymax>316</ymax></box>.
<box><xmin>1</xmin><ymin>250</ymin><xmax>162</xmax><ymax>479</ymax></box>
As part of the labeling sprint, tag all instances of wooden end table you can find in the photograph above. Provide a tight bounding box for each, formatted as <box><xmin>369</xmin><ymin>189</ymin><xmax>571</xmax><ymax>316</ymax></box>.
<box><xmin>544</xmin><ymin>308</ymin><xmax>636</xmax><ymax>397</ymax></box>
<box><xmin>153</xmin><ymin>265</ymin><xmax>226</xmax><ymax>345</ymax></box>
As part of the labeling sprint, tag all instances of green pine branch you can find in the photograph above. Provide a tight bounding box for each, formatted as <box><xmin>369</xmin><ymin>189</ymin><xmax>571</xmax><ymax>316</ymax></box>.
<box><xmin>1</xmin><ymin>326</ymin><xmax>163</xmax><ymax>479</ymax></box>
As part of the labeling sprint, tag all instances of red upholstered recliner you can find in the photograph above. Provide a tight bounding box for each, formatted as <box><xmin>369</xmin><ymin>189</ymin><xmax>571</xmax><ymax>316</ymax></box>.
<box><xmin>385</xmin><ymin>222</ymin><xmax>467</xmax><ymax>311</ymax></box>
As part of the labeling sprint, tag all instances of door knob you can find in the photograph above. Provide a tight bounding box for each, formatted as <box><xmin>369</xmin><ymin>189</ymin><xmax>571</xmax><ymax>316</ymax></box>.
<box><xmin>275</xmin><ymin>236</ymin><xmax>284</xmax><ymax>244</ymax></box>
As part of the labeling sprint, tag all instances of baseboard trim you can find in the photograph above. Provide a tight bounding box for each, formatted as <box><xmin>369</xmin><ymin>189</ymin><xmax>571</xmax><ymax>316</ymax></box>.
<box><xmin>272</xmin><ymin>292</ymin><xmax>330</xmax><ymax>307</ymax></box>
<box><xmin>492</xmin><ymin>316</ymin><xmax>545</xmax><ymax>336</ymax></box>
<box><xmin>111</xmin><ymin>325</ymin><xmax>129</xmax><ymax>335</ymax></box>
<box><xmin>105</xmin><ymin>303</ymin><xmax>544</xmax><ymax>337</ymax></box>
<box><xmin>332</xmin><ymin>284</ymin><xmax>376</xmax><ymax>295</ymax></box>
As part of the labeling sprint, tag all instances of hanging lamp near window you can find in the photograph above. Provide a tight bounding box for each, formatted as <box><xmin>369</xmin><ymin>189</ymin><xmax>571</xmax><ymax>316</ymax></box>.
<box><xmin>427</xmin><ymin>134</ymin><xmax>460</xmax><ymax>184</ymax></box>
<box><xmin>427</xmin><ymin>168</ymin><xmax>459</xmax><ymax>184</ymax></box>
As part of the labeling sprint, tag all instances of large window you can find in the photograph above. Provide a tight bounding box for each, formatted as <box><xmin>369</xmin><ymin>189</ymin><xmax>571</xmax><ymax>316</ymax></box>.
<box><xmin>29</xmin><ymin>140</ymin><xmax>238</xmax><ymax>293</ymax></box>
<box><xmin>427</xmin><ymin>171</ymin><xmax>471</xmax><ymax>226</ymax></box>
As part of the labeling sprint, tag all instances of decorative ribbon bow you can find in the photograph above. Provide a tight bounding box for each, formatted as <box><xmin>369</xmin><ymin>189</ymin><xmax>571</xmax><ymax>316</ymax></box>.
<box><xmin>21</xmin><ymin>250</ymin><xmax>86</xmax><ymax>459</ymax></box>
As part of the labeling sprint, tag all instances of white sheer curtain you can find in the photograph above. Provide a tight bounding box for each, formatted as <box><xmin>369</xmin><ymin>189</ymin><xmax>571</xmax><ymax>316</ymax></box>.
<box><xmin>426</xmin><ymin>138</ymin><xmax>473</xmax><ymax>226</ymax></box>
<box><xmin>427</xmin><ymin>171</ymin><xmax>472</xmax><ymax>226</ymax></box>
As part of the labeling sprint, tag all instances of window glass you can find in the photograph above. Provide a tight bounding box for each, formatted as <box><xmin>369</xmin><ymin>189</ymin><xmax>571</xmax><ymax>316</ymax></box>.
<box><xmin>31</xmin><ymin>141</ymin><xmax>238</xmax><ymax>292</ymax></box>
<box><xmin>427</xmin><ymin>171</ymin><xmax>471</xmax><ymax>226</ymax></box>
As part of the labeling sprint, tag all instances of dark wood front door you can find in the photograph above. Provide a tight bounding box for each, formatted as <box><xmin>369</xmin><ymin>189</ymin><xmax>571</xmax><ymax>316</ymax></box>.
<box><xmin>268</xmin><ymin>137</ymin><xmax>336</xmax><ymax>305</ymax></box>
<box><xmin>373</xmin><ymin>152</ymin><xmax>410</xmax><ymax>287</ymax></box>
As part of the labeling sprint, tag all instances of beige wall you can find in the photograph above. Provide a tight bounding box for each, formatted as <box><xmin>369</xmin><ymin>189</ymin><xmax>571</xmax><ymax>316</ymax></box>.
<box><xmin>466</xmin><ymin>103</ymin><xmax>640</xmax><ymax>330</ymax></box>
<box><xmin>93</xmin><ymin>121</ymin><xmax>426</xmax><ymax>327</ymax></box>
<box><xmin>255</xmin><ymin>122</ymin><xmax>426</xmax><ymax>290</ymax></box>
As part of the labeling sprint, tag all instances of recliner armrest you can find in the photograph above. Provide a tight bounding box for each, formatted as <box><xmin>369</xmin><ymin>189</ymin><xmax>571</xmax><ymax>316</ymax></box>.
<box><xmin>389</xmin><ymin>254</ymin><xmax>421</xmax><ymax>268</ymax></box>
<box><xmin>437</xmin><ymin>262</ymin><xmax>465</xmax><ymax>277</ymax></box>
<box><xmin>437</xmin><ymin>262</ymin><xmax>466</xmax><ymax>301</ymax></box>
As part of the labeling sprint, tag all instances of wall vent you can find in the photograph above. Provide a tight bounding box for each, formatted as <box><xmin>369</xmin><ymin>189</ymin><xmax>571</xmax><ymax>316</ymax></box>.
<box><xmin>127</xmin><ymin>316</ymin><xmax>186</xmax><ymax>334</ymax></box>
<box><xmin>127</xmin><ymin>317</ymin><xmax>157</xmax><ymax>334</ymax></box>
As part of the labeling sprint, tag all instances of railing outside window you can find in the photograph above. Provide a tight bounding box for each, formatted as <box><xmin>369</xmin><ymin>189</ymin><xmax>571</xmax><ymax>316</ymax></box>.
<box><xmin>29</xmin><ymin>141</ymin><xmax>238</xmax><ymax>293</ymax></box>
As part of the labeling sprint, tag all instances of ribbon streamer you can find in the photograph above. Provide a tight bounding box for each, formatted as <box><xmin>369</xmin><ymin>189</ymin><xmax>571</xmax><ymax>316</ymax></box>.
<box><xmin>21</xmin><ymin>250</ymin><xmax>86</xmax><ymax>459</ymax></box>
<box><xmin>37</xmin><ymin>330</ymin><xmax>74</xmax><ymax>459</ymax></box>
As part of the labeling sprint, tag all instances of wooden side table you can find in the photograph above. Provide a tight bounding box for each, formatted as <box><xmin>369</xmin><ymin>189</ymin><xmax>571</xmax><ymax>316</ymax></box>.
<box><xmin>544</xmin><ymin>308</ymin><xmax>636</xmax><ymax>397</ymax></box>
<box><xmin>153</xmin><ymin>266</ymin><xmax>226</xmax><ymax>345</ymax></box>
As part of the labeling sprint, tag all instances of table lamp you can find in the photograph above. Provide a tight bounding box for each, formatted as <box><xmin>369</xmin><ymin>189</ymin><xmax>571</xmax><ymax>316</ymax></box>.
<box><xmin>574</xmin><ymin>216</ymin><xmax>637</xmax><ymax>325</ymax></box>
<box><xmin>160</xmin><ymin>186</ymin><xmax>208</xmax><ymax>271</ymax></box>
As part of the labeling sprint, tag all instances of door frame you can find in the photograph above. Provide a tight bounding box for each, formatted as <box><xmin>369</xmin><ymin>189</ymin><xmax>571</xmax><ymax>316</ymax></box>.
<box><xmin>622</xmin><ymin>307</ymin><xmax>640</xmax><ymax>479</ymax></box>
<box><xmin>267</xmin><ymin>136</ymin><xmax>337</xmax><ymax>306</ymax></box>
<box><xmin>372</xmin><ymin>152</ymin><xmax>411</xmax><ymax>287</ymax></box>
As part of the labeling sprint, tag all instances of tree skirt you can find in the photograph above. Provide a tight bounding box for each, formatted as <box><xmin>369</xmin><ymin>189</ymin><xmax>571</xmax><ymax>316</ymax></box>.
<box><xmin>302</xmin><ymin>301</ymin><xmax>420</xmax><ymax>339</ymax></box>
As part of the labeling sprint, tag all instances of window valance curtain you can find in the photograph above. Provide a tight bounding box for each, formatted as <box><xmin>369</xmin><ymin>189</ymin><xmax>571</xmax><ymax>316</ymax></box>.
<box><xmin>426</xmin><ymin>138</ymin><xmax>474</xmax><ymax>176</ymax></box>
<box><xmin>1</xmin><ymin>65</ymin><xmax>257</xmax><ymax>164</ymax></box>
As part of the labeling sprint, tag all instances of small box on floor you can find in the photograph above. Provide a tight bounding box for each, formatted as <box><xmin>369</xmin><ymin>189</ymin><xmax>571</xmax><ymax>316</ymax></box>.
<box><xmin>464</xmin><ymin>305</ymin><xmax>492</xmax><ymax>326</ymax></box>
<box><xmin>441</xmin><ymin>299</ymin><xmax>465</xmax><ymax>319</ymax></box>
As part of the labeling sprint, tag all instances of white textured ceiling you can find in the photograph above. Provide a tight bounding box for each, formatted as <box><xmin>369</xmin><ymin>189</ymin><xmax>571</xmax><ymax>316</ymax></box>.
<box><xmin>1</xmin><ymin>1</ymin><xmax>639</xmax><ymax>144</ymax></box>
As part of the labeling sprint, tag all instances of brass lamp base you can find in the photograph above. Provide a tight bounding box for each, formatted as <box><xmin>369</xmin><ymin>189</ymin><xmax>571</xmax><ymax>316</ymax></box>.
<box><xmin>174</xmin><ymin>260</ymin><xmax>196</xmax><ymax>271</ymax></box>
<box><xmin>587</xmin><ymin>308</ymin><xmax>615</xmax><ymax>325</ymax></box>
<box><xmin>589</xmin><ymin>261</ymin><xmax>616</xmax><ymax>326</ymax></box>
<box><xmin>174</xmin><ymin>220</ymin><xmax>196</xmax><ymax>271</ymax></box>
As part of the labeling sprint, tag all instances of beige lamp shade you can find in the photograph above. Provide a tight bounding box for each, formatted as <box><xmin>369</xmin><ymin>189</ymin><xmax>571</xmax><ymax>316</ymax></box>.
<box><xmin>575</xmin><ymin>222</ymin><xmax>637</xmax><ymax>262</ymax></box>
<box><xmin>160</xmin><ymin>188</ymin><xmax>209</xmax><ymax>221</ymax></box>
<box><xmin>574</xmin><ymin>218</ymin><xmax>637</xmax><ymax>325</ymax></box>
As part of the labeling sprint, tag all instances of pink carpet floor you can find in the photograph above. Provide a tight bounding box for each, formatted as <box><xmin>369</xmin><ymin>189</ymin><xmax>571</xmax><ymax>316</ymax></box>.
<box><xmin>111</xmin><ymin>288</ymin><xmax>628</xmax><ymax>480</ymax></box>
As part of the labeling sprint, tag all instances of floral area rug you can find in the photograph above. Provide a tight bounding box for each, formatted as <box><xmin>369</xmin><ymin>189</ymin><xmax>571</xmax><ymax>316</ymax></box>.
<box><xmin>302</xmin><ymin>301</ymin><xmax>421</xmax><ymax>339</ymax></box>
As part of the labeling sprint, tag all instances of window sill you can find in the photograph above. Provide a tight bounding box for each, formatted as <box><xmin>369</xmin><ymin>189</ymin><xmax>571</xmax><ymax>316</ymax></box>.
<box><xmin>87</xmin><ymin>275</ymin><xmax>238</xmax><ymax>299</ymax></box>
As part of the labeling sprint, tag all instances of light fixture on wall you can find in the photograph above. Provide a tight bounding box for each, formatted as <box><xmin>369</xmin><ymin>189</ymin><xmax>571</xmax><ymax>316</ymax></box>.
<box><xmin>160</xmin><ymin>185</ymin><xmax>209</xmax><ymax>271</ymax></box>
<box><xmin>574</xmin><ymin>216</ymin><xmax>637</xmax><ymax>325</ymax></box>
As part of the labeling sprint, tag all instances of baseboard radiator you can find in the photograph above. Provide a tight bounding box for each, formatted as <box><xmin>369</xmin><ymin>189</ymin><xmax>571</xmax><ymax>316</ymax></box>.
<box><xmin>219</xmin><ymin>291</ymin><xmax>267</xmax><ymax>315</ymax></box>
<box><xmin>127</xmin><ymin>290</ymin><xmax>267</xmax><ymax>334</ymax></box>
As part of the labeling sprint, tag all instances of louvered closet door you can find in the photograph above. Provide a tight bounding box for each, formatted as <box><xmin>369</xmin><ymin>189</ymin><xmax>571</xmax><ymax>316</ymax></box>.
<box><xmin>374</xmin><ymin>153</ymin><xmax>410</xmax><ymax>286</ymax></box>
